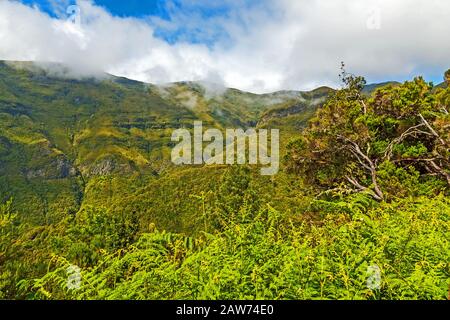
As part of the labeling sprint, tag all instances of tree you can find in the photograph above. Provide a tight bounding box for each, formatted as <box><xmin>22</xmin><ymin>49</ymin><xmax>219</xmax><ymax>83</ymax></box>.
<box><xmin>286</xmin><ymin>65</ymin><xmax>449</xmax><ymax>200</ymax></box>
<box><xmin>213</xmin><ymin>166</ymin><xmax>260</xmax><ymax>229</ymax></box>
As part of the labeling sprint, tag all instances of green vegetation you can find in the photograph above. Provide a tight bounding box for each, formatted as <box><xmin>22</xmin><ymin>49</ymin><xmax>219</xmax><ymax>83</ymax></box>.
<box><xmin>0</xmin><ymin>61</ymin><xmax>449</xmax><ymax>300</ymax></box>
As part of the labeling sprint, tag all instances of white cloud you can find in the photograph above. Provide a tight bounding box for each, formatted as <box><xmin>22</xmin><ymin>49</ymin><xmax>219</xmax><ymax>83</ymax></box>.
<box><xmin>0</xmin><ymin>0</ymin><xmax>449</xmax><ymax>93</ymax></box>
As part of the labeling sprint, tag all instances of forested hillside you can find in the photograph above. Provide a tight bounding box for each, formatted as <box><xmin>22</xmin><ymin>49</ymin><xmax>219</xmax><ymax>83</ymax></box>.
<box><xmin>0</xmin><ymin>62</ymin><xmax>448</xmax><ymax>300</ymax></box>
<box><xmin>0</xmin><ymin>61</ymin><xmax>328</xmax><ymax>229</ymax></box>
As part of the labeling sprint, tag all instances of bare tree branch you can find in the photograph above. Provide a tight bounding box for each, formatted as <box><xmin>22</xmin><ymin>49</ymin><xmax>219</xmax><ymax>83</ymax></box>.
<box><xmin>419</xmin><ymin>113</ymin><xmax>446</xmax><ymax>146</ymax></box>
<box><xmin>360</xmin><ymin>100</ymin><xmax>367</xmax><ymax>115</ymax></box>
<box><xmin>391</xmin><ymin>157</ymin><xmax>450</xmax><ymax>186</ymax></box>
<box><xmin>345</xmin><ymin>175</ymin><xmax>383</xmax><ymax>201</ymax></box>
<box><xmin>338</xmin><ymin>135</ymin><xmax>384</xmax><ymax>201</ymax></box>
<box><xmin>427</xmin><ymin>159</ymin><xmax>450</xmax><ymax>185</ymax></box>
<box><xmin>384</xmin><ymin>123</ymin><xmax>433</xmax><ymax>160</ymax></box>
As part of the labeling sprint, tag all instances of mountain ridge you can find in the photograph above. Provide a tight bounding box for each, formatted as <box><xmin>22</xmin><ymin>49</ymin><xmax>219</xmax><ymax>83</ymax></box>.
<box><xmin>0</xmin><ymin>60</ymin><xmax>329</xmax><ymax>224</ymax></box>
<box><xmin>2</xmin><ymin>60</ymin><xmax>445</xmax><ymax>230</ymax></box>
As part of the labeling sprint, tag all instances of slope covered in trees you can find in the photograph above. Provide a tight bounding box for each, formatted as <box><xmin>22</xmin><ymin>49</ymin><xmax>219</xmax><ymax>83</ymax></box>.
<box><xmin>0</xmin><ymin>61</ymin><xmax>327</xmax><ymax>228</ymax></box>
<box><xmin>0</xmin><ymin>62</ymin><xmax>449</xmax><ymax>300</ymax></box>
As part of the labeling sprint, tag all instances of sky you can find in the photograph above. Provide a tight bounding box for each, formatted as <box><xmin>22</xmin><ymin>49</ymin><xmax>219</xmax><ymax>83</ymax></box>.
<box><xmin>1</xmin><ymin>0</ymin><xmax>449</xmax><ymax>93</ymax></box>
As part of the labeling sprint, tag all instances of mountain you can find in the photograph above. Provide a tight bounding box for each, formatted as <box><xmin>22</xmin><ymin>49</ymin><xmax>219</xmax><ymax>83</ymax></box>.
<box><xmin>1</xmin><ymin>61</ymin><xmax>448</xmax><ymax>300</ymax></box>
<box><xmin>364</xmin><ymin>80</ymin><xmax>448</xmax><ymax>93</ymax></box>
<box><xmin>362</xmin><ymin>81</ymin><xmax>401</xmax><ymax>95</ymax></box>
<box><xmin>435</xmin><ymin>81</ymin><xmax>448</xmax><ymax>89</ymax></box>
<box><xmin>0</xmin><ymin>61</ymin><xmax>331</xmax><ymax>229</ymax></box>
<box><xmin>0</xmin><ymin>60</ymin><xmax>425</xmax><ymax>231</ymax></box>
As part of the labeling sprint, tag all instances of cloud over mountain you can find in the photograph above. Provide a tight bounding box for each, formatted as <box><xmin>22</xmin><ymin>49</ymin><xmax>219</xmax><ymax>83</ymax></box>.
<box><xmin>1</xmin><ymin>0</ymin><xmax>449</xmax><ymax>93</ymax></box>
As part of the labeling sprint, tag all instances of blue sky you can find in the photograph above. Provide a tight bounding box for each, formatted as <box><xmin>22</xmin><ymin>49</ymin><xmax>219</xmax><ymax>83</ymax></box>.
<box><xmin>2</xmin><ymin>0</ymin><xmax>449</xmax><ymax>92</ymax></box>
<box><xmin>22</xmin><ymin>0</ymin><xmax>169</xmax><ymax>18</ymax></box>
<box><xmin>18</xmin><ymin>0</ymin><xmax>252</xmax><ymax>45</ymax></box>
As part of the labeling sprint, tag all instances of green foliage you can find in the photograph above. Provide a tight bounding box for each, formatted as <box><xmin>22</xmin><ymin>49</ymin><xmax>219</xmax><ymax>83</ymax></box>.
<box><xmin>27</xmin><ymin>196</ymin><xmax>450</xmax><ymax>300</ymax></box>
<box><xmin>0</xmin><ymin>61</ymin><xmax>326</xmax><ymax>226</ymax></box>
<box><xmin>1</xmin><ymin>62</ymin><xmax>449</xmax><ymax>301</ymax></box>
<box><xmin>213</xmin><ymin>166</ymin><xmax>261</xmax><ymax>229</ymax></box>
<box><xmin>65</xmin><ymin>206</ymin><xmax>139</xmax><ymax>266</ymax></box>
<box><xmin>285</xmin><ymin>68</ymin><xmax>449</xmax><ymax>201</ymax></box>
<box><xmin>0</xmin><ymin>199</ymin><xmax>17</xmax><ymax>298</ymax></box>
